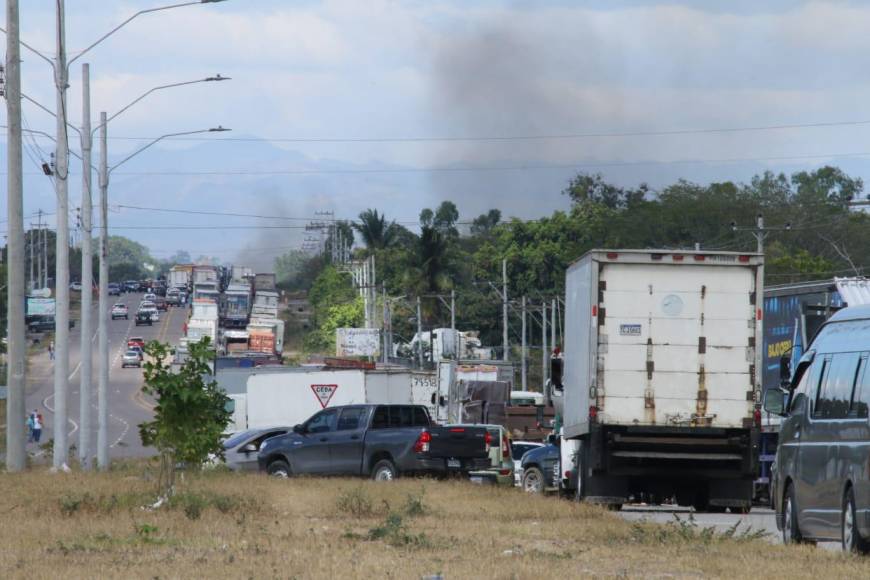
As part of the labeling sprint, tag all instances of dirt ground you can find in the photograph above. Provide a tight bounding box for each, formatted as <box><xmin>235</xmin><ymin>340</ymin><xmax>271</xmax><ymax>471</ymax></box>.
<box><xmin>0</xmin><ymin>463</ymin><xmax>869</xmax><ymax>579</ymax></box>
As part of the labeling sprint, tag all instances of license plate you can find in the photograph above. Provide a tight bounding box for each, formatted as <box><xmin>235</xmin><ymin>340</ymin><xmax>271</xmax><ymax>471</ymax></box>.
<box><xmin>447</xmin><ymin>458</ymin><xmax>461</xmax><ymax>469</ymax></box>
<box><xmin>470</xmin><ymin>476</ymin><xmax>483</xmax><ymax>484</ymax></box>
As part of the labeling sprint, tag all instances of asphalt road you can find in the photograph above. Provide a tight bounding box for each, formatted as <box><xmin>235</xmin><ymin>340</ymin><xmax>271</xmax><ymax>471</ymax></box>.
<box><xmin>25</xmin><ymin>292</ymin><xmax>187</xmax><ymax>462</ymax></box>
<box><xmin>619</xmin><ymin>505</ymin><xmax>840</xmax><ymax>551</ymax></box>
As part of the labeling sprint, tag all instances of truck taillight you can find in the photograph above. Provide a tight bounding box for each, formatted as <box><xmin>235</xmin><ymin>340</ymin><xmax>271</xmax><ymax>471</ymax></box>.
<box><xmin>589</xmin><ymin>405</ymin><xmax>599</xmax><ymax>422</ymax></box>
<box><xmin>754</xmin><ymin>407</ymin><xmax>762</xmax><ymax>428</ymax></box>
<box><xmin>502</xmin><ymin>434</ymin><xmax>510</xmax><ymax>460</ymax></box>
<box><xmin>606</xmin><ymin>252</ymin><xmax>619</xmax><ymax>260</ymax></box>
<box><xmin>484</xmin><ymin>430</ymin><xmax>492</xmax><ymax>452</ymax></box>
<box><xmin>414</xmin><ymin>431</ymin><xmax>431</xmax><ymax>453</ymax></box>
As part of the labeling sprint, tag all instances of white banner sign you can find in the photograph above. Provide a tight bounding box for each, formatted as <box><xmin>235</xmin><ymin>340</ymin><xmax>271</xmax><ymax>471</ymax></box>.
<box><xmin>336</xmin><ymin>328</ymin><xmax>380</xmax><ymax>357</ymax></box>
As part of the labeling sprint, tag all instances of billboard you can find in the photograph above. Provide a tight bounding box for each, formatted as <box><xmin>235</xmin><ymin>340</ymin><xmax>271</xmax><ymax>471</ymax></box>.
<box><xmin>336</xmin><ymin>328</ymin><xmax>380</xmax><ymax>357</ymax></box>
<box><xmin>26</xmin><ymin>297</ymin><xmax>56</xmax><ymax>316</ymax></box>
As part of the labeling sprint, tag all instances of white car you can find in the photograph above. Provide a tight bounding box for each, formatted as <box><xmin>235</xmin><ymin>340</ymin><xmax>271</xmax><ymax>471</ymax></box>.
<box><xmin>139</xmin><ymin>305</ymin><xmax>159</xmax><ymax>321</ymax></box>
<box><xmin>143</xmin><ymin>293</ymin><xmax>157</xmax><ymax>302</ymax></box>
<box><xmin>511</xmin><ymin>441</ymin><xmax>545</xmax><ymax>486</ymax></box>
<box><xmin>111</xmin><ymin>303</ymin><xmax>129</xmax><ymax>320</ymax></box>
<box><xmin>121</xmin><ymin>350</ymin><xmax>141</xmax><ymax>368</ymax></box>
<box><xmin>70</xmin><ymin>281</ymin><xmax>83</xmax><ymax>291</ymax></box>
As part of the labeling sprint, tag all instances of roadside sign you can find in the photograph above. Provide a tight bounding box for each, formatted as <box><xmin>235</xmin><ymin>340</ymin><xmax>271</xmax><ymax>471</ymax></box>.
<box><xmin>311</xmin><ymin>384</ymin><xmax>338</xmax><ymax>408</ymax></box>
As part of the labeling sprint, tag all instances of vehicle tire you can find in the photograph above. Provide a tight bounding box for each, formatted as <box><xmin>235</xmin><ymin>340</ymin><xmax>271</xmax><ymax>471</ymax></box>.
<box><xmin>267</xmin><ymin>459</ymin><xmax>291</xmax><ymax>478</ymax></box>
<box><xmin>842</xmin><ymin>487</ymin><xmax>870</xmax><ymax>554</ymax></box>
<box><xmin>371</xmin><ymin>459</ymin><xmax>398</xmax><ymax>481</ymax></box>
<box><xmin>522</xmin><ymin>466</ymin><xmax>545</xmax><ymax>494</ymax></box>
<box><xmin>783</xmin><ymin>483</ymin><xmax>809</xmax><ymax>545</ymax></box>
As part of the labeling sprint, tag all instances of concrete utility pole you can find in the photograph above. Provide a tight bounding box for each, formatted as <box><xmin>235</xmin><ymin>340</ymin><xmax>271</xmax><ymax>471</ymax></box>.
<box><xmin>52</xmin><ymin>0</ymin><xmax>71</xmax><ymax>471</ymax></box>
<box><xmin>78</xmin><ymin>63</ymin><xmax>93</xmax><ymax>469</ymax></box>
<box><xmin>382</xmin><ymin>285</ymin><xmax>388</xmax><ymax>365</ymax></box>
<box><xmin>521</xmin><ymin>296</ymin><xmax>527</xmax><ymax>391</ymax></box>
<box><xmin>417</xmin><ymin>295</ymin><xmax>423</xmax><ymax>369</ymax></box>
<box><xmin>450</xmin><ymin>289</ymin><xmax>455</xmax><ymax>332</ymax></box>
<box><xmin>97</xmin><ymin>111</ymin><xmax>109</xmax><ymax>470</ymax></box>
<box><xmin>551</xmin><ymin>298</ymin><xmax>556</xmax><ymax>350</ymax></box>
<box><xmin>28</xmin><ymin>223</ymin><xmax>33</xmax><ymax>290</ymax></box>
<box><xmin>5</xmin><ymin>0</ymin><xmax>26</xmax><ymax>472</ymax></box>
<box><xmin>542</xmin><ymin>301</ymin><xmax>547</xmax><ymax>386</ymax></box>
<box><xmin>502</xmin><ymin>259</ymin><xmax>508</xmax><ymax>362</ymax></box>
<box><xmin>730</xmin><ymin>213</ymin><xmax>791</xmax><ymax>256</ymax></box>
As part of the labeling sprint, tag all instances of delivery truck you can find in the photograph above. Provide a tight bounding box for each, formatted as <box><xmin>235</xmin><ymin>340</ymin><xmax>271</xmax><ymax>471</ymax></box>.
<box><xmin>555</xmin><ymin>249</ymin><xmax>763</xmax><ymax>512</ymax></box>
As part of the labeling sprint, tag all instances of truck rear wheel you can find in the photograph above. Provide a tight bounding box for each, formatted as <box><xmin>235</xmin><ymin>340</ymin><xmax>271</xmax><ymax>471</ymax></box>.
<box><xmin>371</xmin><ymin>459</ymin><xmax>397</xmax><ymax>481</ymax></box>
<box><xmin>522</xmin><ymin>466</ymin><xmax>545</xmax><ymax>494</ymax></box>
<box><xmin>267</xmin><ymin>459</ymin><xmax>290</xmax><ymax>478</ymax></box>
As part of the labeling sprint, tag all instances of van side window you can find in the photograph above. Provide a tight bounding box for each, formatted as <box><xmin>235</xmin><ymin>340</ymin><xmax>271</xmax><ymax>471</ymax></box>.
<box><xmin>848</xmin><ymin>356</ymin><xmax>867</xmax><ymax>418</ymax></box>
<box><xmin>853</xmin><ymin>357</ymin><xmax>870</xmax><ymax>419</ymax></box>
<box><xmin>826</xmin><ymin>353</ymin><xmax>860</xmax><ymax>419</ymax></box>
<box><xmin>812</xmin><ymin>358</ymin><xmax>831</xmax><ymax>419</ymax></box>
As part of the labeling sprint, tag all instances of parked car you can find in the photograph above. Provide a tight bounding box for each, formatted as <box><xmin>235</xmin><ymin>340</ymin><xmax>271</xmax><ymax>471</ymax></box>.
<box><xmin>220</xmin><ymin>427</ymin><xmax>291</xmax><ymax>471</ymax></box>
<box><xmin>135</xmin><ymin>311</ymin><xmax>152</xmax><ymax>326</ymax></box>
<box><xmin>520</xmin><ymin>440</ymin><xmax>561</xmax><ymax>494</ymax></box>
<box><xmin>108</xmin><ymin>283</ymin><xmax>121</xmax><ymax>296</ymax></box>
<box><xmin>111</xmin><ymin>304</ymin><xmax>129</xmax><ymax>320</ymax></box>
<box><xmin>69</xmin><ymin>281</ymin><xmax>82</xmax><ymax>291</ymax></box>
<box><xmin>511</xmin><ymin>441</ymin><xmax>545</xmax><ymax>486</ymax></box>
<box><xmin>258</xmin><ymin>404</ymin><xmax>491</xmax><ymax>479</ymax></box>
<box><xmin>121</xmin><ymin>350</ymin><xmax>141</xmax><ymax>368</ymax></box>
<box><xmin>767</xmin><ymin>304</ymin><xmax>870</xmax><ymax>552</ymax></box>
<box><xmin>465</xmin><ymin>424</ymin><xmax>515</xmax><ymax>486</ymax></box>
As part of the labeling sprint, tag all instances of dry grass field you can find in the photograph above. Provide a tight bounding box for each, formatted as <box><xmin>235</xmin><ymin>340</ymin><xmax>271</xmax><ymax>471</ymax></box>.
<box><xmin>0</xmin><ymin>462</ymin><xmax>869</xmax><ymax>579</ymax></box>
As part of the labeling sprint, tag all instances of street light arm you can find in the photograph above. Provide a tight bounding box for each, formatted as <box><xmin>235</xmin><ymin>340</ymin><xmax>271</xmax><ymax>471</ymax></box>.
<box><xmin>0</xmin><ymin>26</ymin><xmax>56</xmax><ymax>69</ymax></box>
<box><xmin>0</xmin><ymin>124</ymin><xmax>89</xmax><ymax>165</ymax></box>
<box><xmin>21</xmin><ymin>93</ymin><xmax>82</xmax><ymax>137</ymax></box>
<box><xmin>95</xmin><ymin>75</ymin><xmax>230</xmax><ymax>136</ymax></box>
<box><xmin>69</xmin><ymin>1</ymin><xmax>216</xmax><ymax>67</ymax></box>
<box><xmin>108</xmin><ymin>126</ymin><xmax>230</xmax><ymax>174</ymax></box>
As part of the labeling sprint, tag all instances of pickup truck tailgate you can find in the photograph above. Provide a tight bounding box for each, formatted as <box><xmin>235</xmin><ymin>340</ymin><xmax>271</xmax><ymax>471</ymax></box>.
<box><xmin>429</xmin><ymin>426</ymin><xmax>488</xmax><ymax>458</ymax></box>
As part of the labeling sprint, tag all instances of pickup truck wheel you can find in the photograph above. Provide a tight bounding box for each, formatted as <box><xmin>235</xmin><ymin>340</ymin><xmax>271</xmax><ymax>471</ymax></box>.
<box><xmin>522</xmin><ymin>466</ymin><xmax>545</xmax><ymax>494</ymax></box>
<box><xmin>371</xmin><ymin>459</ymin><xmax>397</xmax><ymax>481</ymax></box>
<box><xmin>267</xmin><ymin>459</ymin><xmax>291</xmax><ymax>478</ymax></box>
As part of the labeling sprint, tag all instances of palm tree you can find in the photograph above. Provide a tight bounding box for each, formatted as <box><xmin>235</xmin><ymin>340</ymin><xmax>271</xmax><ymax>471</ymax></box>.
<box><xmin>353</xmin><ymin>209</ymin><xmax>397</xmax><ymax>251</ymax></box>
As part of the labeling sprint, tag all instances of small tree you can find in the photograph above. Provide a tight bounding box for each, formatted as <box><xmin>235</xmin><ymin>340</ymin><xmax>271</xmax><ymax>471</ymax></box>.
<box><xmin>139</xmin><ymin>337</ymin><xmax>230</xmax><ymax>497</ymax></box>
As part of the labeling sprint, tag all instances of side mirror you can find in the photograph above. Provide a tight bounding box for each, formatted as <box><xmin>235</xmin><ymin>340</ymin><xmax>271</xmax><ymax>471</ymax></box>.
<box><xmin>242</xmin><ymin>443</ymin><xmax>258</xmax><ymax>453</ymax></box>
<box><xmin>763</xmin><ymin>388</ymin><xmax>787</xmax><ymax>416</ymax></box>
<box><xmin>293</xmin><ymin>424</ymin><xmax>304</xmax><ymax>434</ymax></box>
<box><xmin>551</xmin><ymin>357</ymin><xmax>564</xmax><ymax>391</ymax></box>
<box><xmin>779</xmin><ymin>356</ymin><xmax>792</xmax><ymax>387</ymax></box>
<box><xmin>546</xmin><ymin>433</ymin><xmax>558</xmax><ymax>446</ymax></box>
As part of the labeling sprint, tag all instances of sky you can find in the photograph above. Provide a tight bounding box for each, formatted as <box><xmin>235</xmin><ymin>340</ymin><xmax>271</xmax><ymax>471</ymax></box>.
<box><xmin>4</xmin><ymin>0</ymin><xmax>870</xmax><ymax>268</ymax></box>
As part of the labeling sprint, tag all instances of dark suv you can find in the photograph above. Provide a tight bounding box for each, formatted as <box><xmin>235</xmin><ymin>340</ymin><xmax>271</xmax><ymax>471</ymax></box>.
<box><xmin>258</xmin><ymin>404</ymin><xmax>491</xmax><ymax>480</ymax></box>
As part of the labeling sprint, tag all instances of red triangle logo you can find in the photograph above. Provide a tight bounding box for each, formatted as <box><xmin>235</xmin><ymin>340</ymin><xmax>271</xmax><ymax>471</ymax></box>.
<box><xmin>311</xmin><ymin>384</ymin><xmax>338</xmax><ymax>408</ymax></box>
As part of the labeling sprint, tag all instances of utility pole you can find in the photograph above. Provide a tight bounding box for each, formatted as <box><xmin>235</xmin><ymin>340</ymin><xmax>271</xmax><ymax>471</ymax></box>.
<box><xmin>550</xmin><ymin>298</ymin><xmax>556</xmax><ymax>350</ymax></box>
<box><xmin>78</xmin><ymin>62</ymin><xmax>93</xmax><ymax>469</ymax></box>
<box><xmin>731</xmin><ymin>214</ymin><xmax>790</xmax><ymax>256</ymax></box>
<box><xmin>382</xmin><ymin>284</ymin><xmax>387</xmax><ymax>365</ymax></box>
<box><xmin>542</xmin><ymin>300</ymin><xmax>547</xmax><ymax>387</ymax></box>
<box><xmin>97</xmin><ymin>111</ymin><xmax>109</xmax><ymax>470</ymax></box>
<box><xmin>521</xmin><ymin>296</ymin><xmax>527</xmax><ymax>391</ymax></box>
<box><xmin>417</xmin><ymin>295</ymin><xmax>423</xmax><ymax>369</ymax></box>
<box><xmin>28</xmin><ymin>223</ymin><xmax>33</xmax><ymax>290</ymax></box>
<box><xmin>450</xmin><ymin>289</ymin><xmax>455</xmax><ymax>332</ymax></box>
<box><xmin>502</xmin><ymin>259</ymin><xmax>508</xmax><ymax>362</ymax></box>
<box><xmin>5</xmin><ymin>0</ymin><xmax>26</xmax><ymax>472</ymax></box>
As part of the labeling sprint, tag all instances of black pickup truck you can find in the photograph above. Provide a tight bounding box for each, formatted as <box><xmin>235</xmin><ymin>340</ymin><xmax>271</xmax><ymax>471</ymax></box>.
<box><xmin>258</xmin><ymin>404</ymin><xmax>491</xmax><ymax>480</ymax></box>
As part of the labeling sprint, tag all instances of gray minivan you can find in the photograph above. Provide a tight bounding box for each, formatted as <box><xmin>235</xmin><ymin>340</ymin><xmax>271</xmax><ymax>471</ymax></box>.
<box><xmin>766</xmin><ymin>305</ymin><xmax>870</xmax><ymax>552</ymax></box>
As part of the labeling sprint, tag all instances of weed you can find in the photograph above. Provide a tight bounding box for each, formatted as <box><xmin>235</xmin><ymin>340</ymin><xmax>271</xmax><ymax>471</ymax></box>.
<box><xmin>629</xmin><ymin>513</ymin><xmax>771</xmax><ymax>546</ymax></box>
<box><xmin>59</xmin><ymin>493</ymin><xmax>87</xmax><ymax>517</ymax></box>
<box><xmin>403</xmin><ymin>490</ymin><xmax>427</xmax><ymax>517</ymax></box>
<box><xmin>336</xmin><ymin>487</ymin><xmax>374</xmax><ymax>518</ymax></box>
<box><xmin>134</xmin><ymin>523</ymin><xmax>164</xmax><ymax>545</ymax></box>
<box><xmin>367</xmin><ymin>512</ymin><xmax>430</xmax><ymax>548</ymax></box>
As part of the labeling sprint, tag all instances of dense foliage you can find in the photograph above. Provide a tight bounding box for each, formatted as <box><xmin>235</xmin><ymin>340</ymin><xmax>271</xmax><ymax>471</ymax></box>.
<box><xmin>281</xmin><ymin>166</ymin><xmax>870</xmax><ymax>352</ymax></box>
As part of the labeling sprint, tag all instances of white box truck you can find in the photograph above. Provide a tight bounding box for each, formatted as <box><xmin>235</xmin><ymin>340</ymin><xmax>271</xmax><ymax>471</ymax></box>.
<box><xmin>556</xmin><ymin>249</ymin><xmax>762</xmax><ymax>511</ymax></box>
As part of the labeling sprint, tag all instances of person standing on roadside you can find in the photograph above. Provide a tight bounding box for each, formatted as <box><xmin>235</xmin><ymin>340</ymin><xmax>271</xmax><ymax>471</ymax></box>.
<box><xmin>31</xmin><ymin>411</ymin><xmax>43</xmax><ymax>444</ymax></box>
<box><xmin>48</xmin><ymin>340</ymin><xmax>55</xmax><ymax>361</ymax></box>
<box><xmin>26</xmin><ymin>413</ymin><xmax>34</xmax><ymax>443</ymax></box>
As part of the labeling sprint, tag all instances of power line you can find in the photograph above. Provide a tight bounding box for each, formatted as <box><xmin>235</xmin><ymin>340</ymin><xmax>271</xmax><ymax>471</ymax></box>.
<box><xmin>8</xmin><ymin>117</ymin><xmax>870</xmax><ymax>144</ymax></box>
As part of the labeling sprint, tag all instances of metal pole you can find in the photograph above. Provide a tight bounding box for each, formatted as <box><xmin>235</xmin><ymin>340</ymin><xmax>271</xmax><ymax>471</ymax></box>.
<box><xmin>756</xmin><ymin>214</ymin><xmax>764</xmax><ymax>255</ymax></box>
<box><xmin>502</xmin><ymin>259</ymin><xmax>508</xmax><ymax>361</ymax></box>
<box><xmin>53</xmin><ymin>0</ymin><xmax>71</xmax><ymax>471</ymax></box>
<box><xmin>521</xmin><ymin>295</ymin><xmax>527</xmax><ymax>391</ymax></box>
<box><xmin>550</xmin><ymin>298</ymin><xmax>556</xmax><ymax>350</ymax></box>
<box><xmin>542</xmin><ymin>301</ymin><xmax>547</xmax><ymax>386</ymax></box>
<box><xmin>28</xmin><ymin>224</ymin><xmax>33</xmax><ymax>290</ymax></box>
<box><xmin>450</xmin><ymin>289</ymin><xmax>455</xmax><ymax>332</ymax></box>
<box><xmin>78</xmin><ymin>62</ymin><xmax>93</xmax><ymax>469</ymax></box>
<box><xmin>5</xmin><ymin>0</ymin><xmax>27</xmax><ymax>472</ymax></box>
<box><xmin>382</xmin><ymin>285</ymin><xmax>387</xmax><ymax>365</ymax></box>
<box><xmin>97</xmin><ymin>111</ymin><xmax>109</xmax><ymax>470</ymax></box>
<box><xmin>417</xmin><ymin>295</ymin><xmax>423</xmax><ymax>369</ymax></box>
<box><xmin>370</xmin><ymin>255</ymin><xmax>376</xmax><ymax>334</ymax></box>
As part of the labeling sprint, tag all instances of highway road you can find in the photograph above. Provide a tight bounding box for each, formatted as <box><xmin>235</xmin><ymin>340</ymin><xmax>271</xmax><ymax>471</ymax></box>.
<box><xmin>25</xmin><ymin>292</ymin><xmax>186</xmax><ymax>463</ymax></box>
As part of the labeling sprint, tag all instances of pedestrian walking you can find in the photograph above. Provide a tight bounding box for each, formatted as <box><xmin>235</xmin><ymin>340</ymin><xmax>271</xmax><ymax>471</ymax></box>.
<box><xmin>26</xmin><ymin>413</ymin><xmax>34</xmax><ymax>443</ymax></box>
<box><xmin>31</xmin><ymin>411</ymin><xmax>43</xmax><ymax>444</ymax></box>
<box><xmin>48</xmin><ymin>340</ymin><xmax>55</xmax><ymax>361</ymax></box>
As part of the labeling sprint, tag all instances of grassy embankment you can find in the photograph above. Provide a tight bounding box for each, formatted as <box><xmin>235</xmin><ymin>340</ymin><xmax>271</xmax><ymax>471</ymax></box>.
<box><xmin>0</xmin><ymin>463</ymin><xmax>869</xmax><ymax>579</ymax></box>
